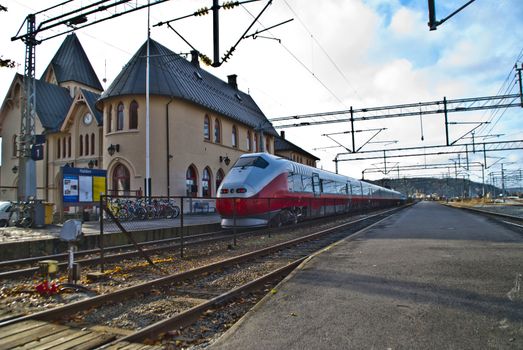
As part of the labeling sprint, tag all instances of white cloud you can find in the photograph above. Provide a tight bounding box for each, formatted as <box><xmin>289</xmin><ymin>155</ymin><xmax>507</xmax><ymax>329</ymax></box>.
<box><xmin>1</xmin><ymin>0</ymin><xmax>521</xmax><ymax>179</ymax></box>
<box><xmin>389</xmin><ymin>7</ymin><xmax>422</xmax><ymax>37</ymax></box>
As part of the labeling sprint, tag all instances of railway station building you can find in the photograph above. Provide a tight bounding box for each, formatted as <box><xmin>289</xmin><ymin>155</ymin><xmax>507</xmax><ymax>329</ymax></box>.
<box><xmin>0</xmin><ymin>33</ymin><xmax>316</xmax><ymax>211</ymax></box>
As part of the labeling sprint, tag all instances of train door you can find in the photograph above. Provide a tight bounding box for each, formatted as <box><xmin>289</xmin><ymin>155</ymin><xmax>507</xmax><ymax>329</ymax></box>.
<box><xmin>347</xmin><ymin>183</ymin><xmax>352</xmax><ymax>212</ymax></box>
<box><xmin>312</xmin><ymin>173</ymin><xmax>321</xmax><ymax>197</ymax></box>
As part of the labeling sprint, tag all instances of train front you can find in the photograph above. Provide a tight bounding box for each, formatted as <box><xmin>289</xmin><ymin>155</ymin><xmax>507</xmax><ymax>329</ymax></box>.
<box><xmin>216</xmin><ymin>153</ymin><xmax>288</xmax><ymax>228</ymax></box>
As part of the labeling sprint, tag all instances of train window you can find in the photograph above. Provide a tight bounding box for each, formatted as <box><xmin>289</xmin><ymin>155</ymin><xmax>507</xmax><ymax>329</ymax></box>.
<box><xmin>338</xmin><ymin>182</ymin><xmax>348</xmax><ymax>194</ymax></box>
<box><xmin>323</xmin><ymin>180</ymin><xmax>339</xmax><ymax>194</ymax></box>
<box><xmin>303</xmin><ymin>175</ymin><xmax>313</xmax><ymax>193</ymax></box>
<box><xmin>288</xmin><ymin>173</ymin><xmax>304</xmax><ymax>192</ymax></box>
<box><xmin>352</xmin><ymin>182</ymin><xmax>362</xmax><ymax>195</ymax></box>
<box><xmin>233</xmin><ymin>156</ymin><xmax>269</xmax><ymax>169</ymax></box>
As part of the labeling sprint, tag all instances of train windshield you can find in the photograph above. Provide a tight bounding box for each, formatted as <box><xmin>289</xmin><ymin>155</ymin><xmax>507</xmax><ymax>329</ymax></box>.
<box><xmin>233</xmin><ymin>156</ymin><xmax>269</xmax><ymax>169</ymax></box>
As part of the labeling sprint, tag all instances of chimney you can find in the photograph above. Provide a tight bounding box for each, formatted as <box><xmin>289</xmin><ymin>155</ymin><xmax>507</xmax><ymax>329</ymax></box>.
<box><xmin>227</xmin><ymin>74</ymin><xmax>238</xmax><ymax>89</ymax></box>
<box><xmin>280</xmin><ymin>131</ymin><xmax>285</xmax><ymax>139</ymax></box>
<box><xmin>191</xmin><ymin>50</ymin><xmax>200</xmax><ymax>68</ymax></box>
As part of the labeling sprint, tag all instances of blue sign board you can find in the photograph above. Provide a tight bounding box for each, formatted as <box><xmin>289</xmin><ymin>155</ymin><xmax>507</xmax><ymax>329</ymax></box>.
<box><xmin>62</xmin><ymin>167</ymin><xmax>107</xmax><ymax>204</ymax></box>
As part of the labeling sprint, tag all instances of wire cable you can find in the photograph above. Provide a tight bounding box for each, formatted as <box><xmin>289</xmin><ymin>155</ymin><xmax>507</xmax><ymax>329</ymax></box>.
<box><xmin>282</xmin><ymin>0</ymin><xmax>362</xmax><ymax>103</ymax></box>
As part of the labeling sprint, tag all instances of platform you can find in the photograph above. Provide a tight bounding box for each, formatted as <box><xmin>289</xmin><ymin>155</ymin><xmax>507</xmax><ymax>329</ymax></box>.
<box><xmin>210</xmin><ymin>201</ymin><xmax>523</xmax><ymax>349</ymax></box>
<box><xmin>0</xmin><ymin>213</ymin><xmax>221</xmax><ymax>260</ymax></box>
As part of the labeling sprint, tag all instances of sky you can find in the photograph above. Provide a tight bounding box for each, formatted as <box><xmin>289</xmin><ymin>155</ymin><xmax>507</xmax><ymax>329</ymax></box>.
<box><xmin>1</xmin><ymin>0</ymin><xmax>522</xmax><ymax>187</ymax></box>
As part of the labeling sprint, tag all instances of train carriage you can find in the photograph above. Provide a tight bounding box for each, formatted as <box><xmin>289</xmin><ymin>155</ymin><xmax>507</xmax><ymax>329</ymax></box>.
<box><xmin>216</xmin><ymin>153</ymin><xmax>405</xmax><ymax>228</ymax></box>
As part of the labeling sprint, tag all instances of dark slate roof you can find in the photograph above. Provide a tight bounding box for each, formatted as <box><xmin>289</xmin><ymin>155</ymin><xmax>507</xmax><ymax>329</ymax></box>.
<box><xmin>41</xmin><ymin>33</ymin><xmax>103</xmax><ymax>91</ymax></box>
<box><xmin>82</xmin><ymin>89</ymin><xmax>103</xmax><ymax>125</ymax></box>
<box><xmin>274</xmin><ymin>136</ymin><xmax>320</xmax><ymax>160</ymax></box>
<box><xmin>99</xmin><ymin>39</ymin><xmax>277</xmax><ymax>136</ymax></box>
<box><xmin>32</xmin><ymin>75</ymin><xmax>73</xmax><ymax>131</ymax></box>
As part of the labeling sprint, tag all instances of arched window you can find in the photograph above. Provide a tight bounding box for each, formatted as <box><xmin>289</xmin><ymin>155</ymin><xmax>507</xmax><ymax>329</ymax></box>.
<box><xmin>62</xmin><ymin>137</ymin><xmax>66</xmax><ymax>158</ymax></box>
<box><xmin>57</xmin><ymin>138</ymin><xmax>61</xmax><ymax>159</ymax></box>
<box><xmin>107</xmin><ymin>105</ymin><xmax>112</xmax><ymax>133</ymax></box>
<box><xmin>203</xmin><ymin>115</ymin><xmax>211</xmax><ymax>141</ymax></box>
<box><xmin>79</xmin><ymin>135</ymin><xmax>83</xmax><ymax>156</ymax></box>
<box><xmin>85</xmin><ymin>133</ymin><xmax>89</xmax><ymax>157</ymax></box>
<box><xmin>254</xmin><ymin>133</ymin><xmax>259</xmax><ymax>152</ymax></box>
<box><xmin>202</xmin><ymin>167</ymin><xmax>212</xmax><ymax>197</ymax></box>
<box><xmin>216</xmin><ymin>169</ymin><xmax>225</xmax><ymax>192</ymax></box>
<box><xmin>67</xmin><ymin>136</ymin><xmax>71</xmax><ymax>158</ymax></box>
<box><xmin>112</xmin><ymin>163</ymin><xmax>130</xmax><ymax>196</ymax></box>
<box><xmin>117</xmin><ymin>103</ymin><xmax>124</xmax><ymax>131</ymax></box>
<box><xmin>91</xmin><ymin>133</ymin><xmax>95</xmax><ymax>155</ymax></box>
<box><xmin>265</xmin><ymin>136</ymin><xmax>270</xmax><ymax>153</ymax></box>
<box><xmin>129</xmin><ymin>100</ymin><xmax>138</xmax><ymax>129</ymax></box>
<box><xmin>247</xmin><ymin>131</ymin><xmax>252</xmax><ymax>151</ymax></box>
<box><xmin>12</xmin><ymin>135</ymin><xmax>17</xmax><ymax>157</ymax></box>
<box><xmin>186</xmin><ymin>165</ymin><xmax>198</xmax><ymax>197</ymax></box>
<box><xmin>214</xmin><ymin>119</ymin><xmax>221</xmax><ymax>143</ymax></box>
<box><xmin>232</xmin><ymin>125</ymin><xmax>238</xmax><ymax>148</ymax></box>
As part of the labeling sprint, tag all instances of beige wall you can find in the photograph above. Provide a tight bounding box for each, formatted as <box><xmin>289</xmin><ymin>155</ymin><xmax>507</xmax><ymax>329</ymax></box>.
<box><xmin>0</xmin><ymin>79</ymin><xmax>48</xmax><ymax>201</ymax></box>
<box><xmin>0</xmin><ymin>83</ymin><xmax>104</xmax><ymax>206</ymax></box>
<box><xmin>1</xmin><ymin>80</ymin><xmax>277</xmax><ymax>203</ymax></box>
<box><xmin>100</xmin><ymin>95</ymin><xmax>274</xmax><ymax>197</ymax></box>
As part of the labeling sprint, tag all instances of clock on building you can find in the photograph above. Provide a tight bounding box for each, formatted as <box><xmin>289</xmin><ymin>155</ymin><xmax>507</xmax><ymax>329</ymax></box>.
<box><xmin>83</xmin><ymin>112</ymin><xmax>93</xmax><ymax>125</ymax></box>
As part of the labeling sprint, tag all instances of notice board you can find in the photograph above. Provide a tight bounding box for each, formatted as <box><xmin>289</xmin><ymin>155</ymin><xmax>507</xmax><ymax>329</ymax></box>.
<box><xmin>62</xmin><ymin>167</ymin><xmax>107</xmax><ymax>204</ymax></box>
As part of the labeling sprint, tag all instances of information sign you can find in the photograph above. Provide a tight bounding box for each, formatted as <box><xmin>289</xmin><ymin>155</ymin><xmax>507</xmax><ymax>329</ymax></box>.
<box><xmin>62</xmin><ymin>167</ymin><xmax>107</xmax><ymax>204</ymax></box>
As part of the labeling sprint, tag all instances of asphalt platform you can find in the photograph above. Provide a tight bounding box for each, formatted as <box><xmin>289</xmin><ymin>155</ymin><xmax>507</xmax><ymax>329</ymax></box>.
<box><xmin>210</xmin><ymin>201</ymin><xmax>523</xmax><ymax>349</ymax></box>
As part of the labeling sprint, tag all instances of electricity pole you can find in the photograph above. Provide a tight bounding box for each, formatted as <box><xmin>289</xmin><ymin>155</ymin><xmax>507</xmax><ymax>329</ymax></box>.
<box><xmin>19</xmin><ymin>14</ymin><xmax>37</xmax><ymax>201</ymax></box>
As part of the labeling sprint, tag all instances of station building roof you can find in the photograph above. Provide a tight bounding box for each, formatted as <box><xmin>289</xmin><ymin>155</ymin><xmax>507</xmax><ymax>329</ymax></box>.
<box><xmin>274</xmin><ymin>135</ymin><xmax>320</xmax><ymax>160</ymax></box>
<box><xmin>41</xmin><ymin>33</ymin><xmax>103</xmax><ymax>92</ymax></box>
<box><xmin>33</xmin><ymin>76</ymin><xmax>73</xmax><ymax>132</ymax></box>
<box><xmin>98</xmin><ymin>38</ymin><xmax>278</xmax><ymax>136</ymax></box>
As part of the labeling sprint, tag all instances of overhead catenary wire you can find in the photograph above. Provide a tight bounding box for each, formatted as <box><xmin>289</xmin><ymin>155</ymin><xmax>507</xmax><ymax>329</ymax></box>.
<box><xmin>240</xmin><ymin>3</ymin><xmax>348</xmax><ymax>112</ymax></box>
<box><xmin>282</xmin><ymin>0</ymin><xmax>363</xmax><ymax>103</ymax></box>
<box><xmin>476</xmin><ymin>48</ymin><xmax>523</xmax><ymax>136</ymax></box>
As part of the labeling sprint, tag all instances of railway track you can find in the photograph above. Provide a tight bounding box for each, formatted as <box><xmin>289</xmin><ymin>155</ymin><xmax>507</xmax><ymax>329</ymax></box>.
<box><xmin>446</xmin><ymin>203</ymin><xmax>523</xmax><ymax>229</ymax></box>
<box><xmin>0</xmin><ymin>229</ymin><xmax>237</xmax><ymax>279</ymax></box>
<box><xmin>0</xmin><ymin>205</ymin><xmax>407</xmax><ymax>349</ymax></box>
<box><xmin>0</xmin><ymin>207</ymin><xmax>396</xmax><ymax>280</ymax></box>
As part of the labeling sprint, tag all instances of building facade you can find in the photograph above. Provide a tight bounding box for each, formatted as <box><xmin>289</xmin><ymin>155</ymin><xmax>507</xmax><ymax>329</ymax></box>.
<box><xmin>0</xmin><ymin>34</ymin><xmax>318</xmax><ymax>215</ymax></box>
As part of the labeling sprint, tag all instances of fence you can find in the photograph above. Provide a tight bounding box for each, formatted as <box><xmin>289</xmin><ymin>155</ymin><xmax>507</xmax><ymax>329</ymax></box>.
<box><xmin>95</xmin><ymin>193</ymin><xmax>401</xmax><ymax>271</ymax></box>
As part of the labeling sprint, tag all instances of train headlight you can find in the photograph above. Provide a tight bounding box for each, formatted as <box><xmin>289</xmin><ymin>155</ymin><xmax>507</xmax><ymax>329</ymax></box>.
<box><xmin>236</xmin><ymin>188</ymin><xmax>247</xmax><ymax>194</ymax></box>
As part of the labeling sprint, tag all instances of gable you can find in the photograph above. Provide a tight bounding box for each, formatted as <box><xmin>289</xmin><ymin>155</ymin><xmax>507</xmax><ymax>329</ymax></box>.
<box><xmin>60</xmin><ymin>89</ymin><xmax>102</xmax><ymax>132</ymax></box>
<box><xmin>40</xmin><ymin>33</ymin><xmax>103</xmax><ymax>92</ymax></box>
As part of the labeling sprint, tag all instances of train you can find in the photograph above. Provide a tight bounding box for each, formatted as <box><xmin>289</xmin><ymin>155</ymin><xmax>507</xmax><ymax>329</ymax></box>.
<box><xmin>216</xmin><ymin>153</ymin><xmax>406</xmax><ymax>228</ymax></box>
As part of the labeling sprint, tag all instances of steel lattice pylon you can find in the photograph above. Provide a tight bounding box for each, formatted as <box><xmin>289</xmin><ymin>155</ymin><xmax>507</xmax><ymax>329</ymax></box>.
<box><xmin>18</xmin><ymin>14</ymin><xmax>37</xmax><ymax>201</ymax></box>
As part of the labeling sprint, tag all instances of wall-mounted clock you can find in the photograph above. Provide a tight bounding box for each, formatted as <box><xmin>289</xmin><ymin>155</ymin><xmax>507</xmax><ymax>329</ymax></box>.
<box><xmin>83</xmin><ymin>112</ymin><xmax>93</xmax><ymax>125</ymax></box>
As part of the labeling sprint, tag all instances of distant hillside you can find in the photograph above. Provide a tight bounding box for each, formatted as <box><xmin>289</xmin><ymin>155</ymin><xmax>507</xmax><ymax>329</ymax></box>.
<box><xmin>368</xmin><ymin>177</ymin><xmax>511</xmax><ymax>199</ymax></box>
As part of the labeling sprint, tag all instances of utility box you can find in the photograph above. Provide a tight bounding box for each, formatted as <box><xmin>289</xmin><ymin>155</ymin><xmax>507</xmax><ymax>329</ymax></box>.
<box><xmin>33</xmin><ymin>200</ymin><xmax>45</xmax><ymax>228</ymax></box>
<box><xmin>44</xmin><ymin>203</ymin><xmax>54</xmax><ymax>225</ymax></box>
<box><xmin>60</xmin><ymin>219</ymin><xmax>83</xmax><ymax>242</ymax></box>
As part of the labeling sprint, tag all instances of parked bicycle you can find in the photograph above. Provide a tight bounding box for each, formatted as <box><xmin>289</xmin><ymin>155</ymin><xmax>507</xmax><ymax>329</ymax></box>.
<box><xmin>9</xmin><ymin>199</ymin><xmax>35</xmax><ymax>228</ymax></box>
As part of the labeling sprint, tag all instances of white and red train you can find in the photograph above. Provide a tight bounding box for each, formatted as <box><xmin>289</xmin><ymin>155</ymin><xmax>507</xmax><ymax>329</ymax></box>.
<box><xmin>216</xmin><ymin>153</ymin><xmax>406</xmax><ymax>228</ymax></box>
